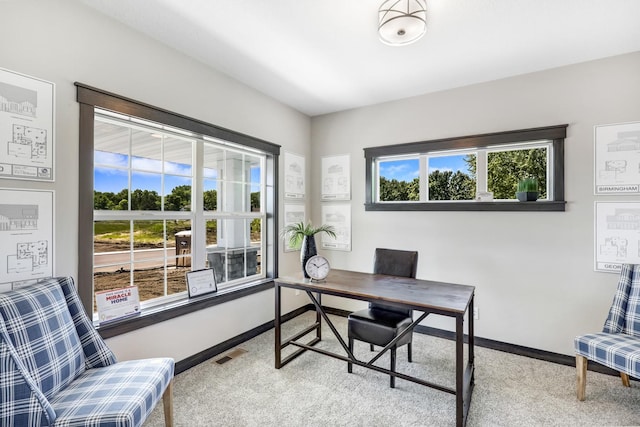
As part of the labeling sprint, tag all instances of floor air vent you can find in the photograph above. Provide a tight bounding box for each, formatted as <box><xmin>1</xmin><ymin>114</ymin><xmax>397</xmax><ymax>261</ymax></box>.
<box><xmin>214</xmin><ymin>348</ymin><xmax>247</xmax><ymax>365</ymax></box>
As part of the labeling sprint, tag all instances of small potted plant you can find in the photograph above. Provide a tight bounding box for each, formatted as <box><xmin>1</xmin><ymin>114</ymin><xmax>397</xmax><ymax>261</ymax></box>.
<box><xmin>516</xmin><ymin>177</ymin><xmax>539</xmax><ymax>202</ymax></box>
<box><xmin>281</xmin><ymin>221</ymin><xmax>336</xmax><ymax>278</ymax></box>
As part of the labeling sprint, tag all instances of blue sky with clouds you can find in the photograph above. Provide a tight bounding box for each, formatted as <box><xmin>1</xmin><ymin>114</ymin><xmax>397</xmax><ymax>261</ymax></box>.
<box><xmin>379</xmin><ymin>154</ymin><xmax>472</xmax><ymax>182</ymax></box>
<box><xmin>94</xmin><ymin>151</ymin><xmax>261</xmax><ymax>194</ymax></box>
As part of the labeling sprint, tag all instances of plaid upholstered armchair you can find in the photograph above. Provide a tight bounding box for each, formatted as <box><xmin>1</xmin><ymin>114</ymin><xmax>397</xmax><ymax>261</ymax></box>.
<box><xmin>0</xmin><ymin>277</ymin><xmax>174</xmax><ymax>426</ymax></box>
<box><xmin>574</xmin><ymin>264</ymin><xmax>640</xmax><ymax>400</ymax></box>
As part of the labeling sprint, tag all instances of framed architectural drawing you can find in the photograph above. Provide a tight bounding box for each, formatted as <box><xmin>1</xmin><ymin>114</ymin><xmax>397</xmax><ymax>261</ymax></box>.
<box><xmin>595</xmin><ymin>201</ymin><xmax>640</xmax><ymax>273</ymax></box>
<box><xmin>283</xmin><ymin>203</ymin><xmax>305</xmax><ymax>251</ymax></box>
<box><xmin>594</xmin><ymin>121</ymin><xmax>640</xmax><ymax>195</ymax></box>
<box><xmin>321</xmin><ymin>203</ymin><xmax>351</xmax><ymax>251</ymax></box>
<box><xmin>0</xmin><ymin>188</ymin><xmax>54</xmax><ymax>290</ymax></box>
<box><xmin>284</xmin><ymin>151</ymin><xmax>305</xmax><ymax>199</ymax></box>
<box><xmin>0</xmin><ymin>68</ymin><xmax>55</xmax><ymax>181</ymax></box>
<box><xmin>321</xmin><ymin>154</ymin><xmax>350</xmax><ymax>200</ymax></box>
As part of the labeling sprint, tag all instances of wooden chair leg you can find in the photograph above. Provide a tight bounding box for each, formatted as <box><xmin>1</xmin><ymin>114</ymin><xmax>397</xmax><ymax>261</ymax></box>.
<box><xmin>163</xmin><ymin>379</ymin><xmax>174</xmax><ymax>427</ymax></box>
<box><xmin>407</xmin><ymin>342</ymin><xmax>412</xmax><ymax>363</ymax></box>
<box><xmin>347</xmin><ymin>338</ymin><xmax>353</xmax><ymax>373</ymax></box>
<box><xmin>576</xmin><ymin>355</ymin><xmax>587</xmax><ymax>401</ymax></box>
<box><xmin>390</xmin><ymin>348</ymin><xmax>396</xmax><ymax>388</ymax></box>
<box><xmin>621</xmin><ymin>372</ymin><xmax>631</xmax><ymax>387</ymax></box>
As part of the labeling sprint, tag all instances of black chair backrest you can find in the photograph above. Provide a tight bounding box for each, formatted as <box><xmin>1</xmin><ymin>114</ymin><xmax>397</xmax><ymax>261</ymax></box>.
<box><xmin>370</xmin><ymin>248</ymin><xmax>418</xmax><ymax>314</ymax></box>
<box><xmin>373</xmin><ymin>248</ymin><xmax>418</xmax><ymax>278</ymax></box>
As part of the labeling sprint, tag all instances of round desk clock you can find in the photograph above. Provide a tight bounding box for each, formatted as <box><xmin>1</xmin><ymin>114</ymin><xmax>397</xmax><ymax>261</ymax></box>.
<box><xmin>305</xmin><ymin>255</ymin><xmax>330</xmax><ymax>282</ymax></box>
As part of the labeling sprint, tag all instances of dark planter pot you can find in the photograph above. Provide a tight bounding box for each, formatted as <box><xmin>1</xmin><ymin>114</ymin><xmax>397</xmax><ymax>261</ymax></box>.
<box><xmin>300</xmin><ymin>235</ymin><xmax>317</xmax><ymax>278</ymax></box>
<box><xmin>516</xmin><ymin>191</ymin><xmax>539</xmax><ymax>202</ymax></box>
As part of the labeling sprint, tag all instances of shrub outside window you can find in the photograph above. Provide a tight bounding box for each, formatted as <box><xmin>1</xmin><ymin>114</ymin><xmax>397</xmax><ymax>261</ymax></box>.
<box><xmin>427</xmin><ymin>152</ymin><xmax>476</xmax><ymax>201</ymax></box>
<box><xmin>486</xmin><ymin>144</ymin><xmax>549</xmax><ymax>200</ymax></box>
<box><xmin>377</xmin><ymin>157</ymin><xmax>419</xmax><ymax>201</ymax></box>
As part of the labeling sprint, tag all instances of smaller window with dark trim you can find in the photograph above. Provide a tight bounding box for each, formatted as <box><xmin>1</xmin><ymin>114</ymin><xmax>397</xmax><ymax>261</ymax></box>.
<box><xmin>365</xmin><ymin>125</ymin><xmax>567</xmax><ymax>212</ymax></box>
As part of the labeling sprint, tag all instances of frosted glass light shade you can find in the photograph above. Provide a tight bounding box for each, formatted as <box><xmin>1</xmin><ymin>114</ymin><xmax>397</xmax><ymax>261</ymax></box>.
<box><xmin>378</xmin><ymin>0</ymin><xmax>427</xmax><ymax>46</ymax></box>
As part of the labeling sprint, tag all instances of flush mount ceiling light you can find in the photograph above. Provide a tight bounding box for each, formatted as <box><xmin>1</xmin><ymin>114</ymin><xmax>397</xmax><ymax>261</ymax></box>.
<box><xmin>378</xmin><ymin>0</ymin><xmax>427</xmax><ymax>46</ymax></box>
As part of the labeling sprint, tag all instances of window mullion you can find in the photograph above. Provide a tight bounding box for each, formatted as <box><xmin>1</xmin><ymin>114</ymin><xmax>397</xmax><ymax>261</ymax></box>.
<box><xmin>192</xmin><ymin>140</ymin><xmax>205</xmax><ymax>270</ymax></box>
<box><xmin>476</xmin><ymin>149</ymin><xmax>487</xmax><ymax>194</ymax></box>
<box><xmin>546</xmin><ymin>144</ymin><xmax>553</xmax><ymax>200</ymax></box>
<box><xmin>160</xmin><ymin>135</ymin><xmax>167</xmax><ymax>297</ymax></box>
<box><xmin>374</xmin><ymin>159</ymin><xmax>380</xmax><ymax>202</ymax></box>
<box><xmin>128</xmin><ymin>127</ymin><xmax>133</xmax><ymax>210</ymax></box>
<box><xmin>127</xmin><ymin>127</ymin><xmax>133</xmax><ymax>287</ymax></box>
<box><xmin>419</xmin><ymin>155</ymin><xmax>428</xmax><ymax>202</ymax></box>
<box><xmin>129</xmin><ymin>220</ymin><xmax>134</xmax><ymax>286</ymax></box>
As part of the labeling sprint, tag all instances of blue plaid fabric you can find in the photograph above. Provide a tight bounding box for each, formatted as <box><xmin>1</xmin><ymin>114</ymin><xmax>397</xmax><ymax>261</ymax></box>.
<box><xmin>575</xmin><ymin>264</ymin><xmax>640</xmax><ymax>378</ymax></box>
<box><xmin>603</xmin><ymin>264</ymin><xmax>635</xmax><ymax>335</ymax></box>
<box><xmin>0</xmin><ymin>280</ymin><xmax>86</xmax><ymax>400</ymax></box>
<box><xmin>1</xmin><ymin>318</ymin><xmax>56</xmax><ymax>426</ymax></box>
<box><xmin>50</xmin><ymin>358</ymin><xmax>174</xmax><ymax>427</ymax></box>
<box><xmin>0</xmin><ymin>278</ymin><xmax>175</xmax><ymax>427</ymax></box>
<box><xmin>54</xmin><ymin>277</ymin><xmax>116</xmax><ymax>369</ymax></box>
<box><xmin>575</xmin><ymin>332</ymin><xmax>640</xmax><ymax>378</ymax></box>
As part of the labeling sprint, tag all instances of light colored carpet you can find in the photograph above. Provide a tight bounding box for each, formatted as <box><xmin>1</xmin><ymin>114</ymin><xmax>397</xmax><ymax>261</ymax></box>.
<box><xmin>144</xmin><ymin>312</ymin><xmax>640</xmax><ymax>426</ymax></box>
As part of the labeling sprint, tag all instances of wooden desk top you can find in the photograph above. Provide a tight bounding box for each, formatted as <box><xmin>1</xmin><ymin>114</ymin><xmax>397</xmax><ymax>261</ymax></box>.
<box><xmin>275</xmin><ymin>269</ymin><xmax>474</xmax><ymax>315</ymax></box>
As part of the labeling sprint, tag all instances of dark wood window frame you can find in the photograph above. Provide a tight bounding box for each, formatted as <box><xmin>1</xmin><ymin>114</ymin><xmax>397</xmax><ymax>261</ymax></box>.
<box><xmin>364</xmin><ymin>124</ymin><xmax>567</xmax><ymax>212</ymax></box>
<box><xmin>76</xmin><ymin>83</ymin><xmax>280</xmax><ymax>337</ymax></box>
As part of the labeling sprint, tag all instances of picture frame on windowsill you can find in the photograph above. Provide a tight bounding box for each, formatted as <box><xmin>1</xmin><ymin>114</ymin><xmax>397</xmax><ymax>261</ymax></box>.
<box><xmin>186</xmin><ymin>268</ymin><xmax>217</xmax><ymax>298</ymax></box>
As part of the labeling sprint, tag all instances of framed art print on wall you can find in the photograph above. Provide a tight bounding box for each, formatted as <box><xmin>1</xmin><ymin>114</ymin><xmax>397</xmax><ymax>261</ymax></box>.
<box><xmin>284</xmin><ymin>151</ymin><xmax>305</xmax><ymax>199</ymax></box>
<box><xmin>594</xmin><ymin>121</ymin><xmax>640</xmax><ymax>195</ymax></box>
<box><xmin>0</xmin><ymin>68</ymin><xmax>55</xmax><ymax>181</ymax></box>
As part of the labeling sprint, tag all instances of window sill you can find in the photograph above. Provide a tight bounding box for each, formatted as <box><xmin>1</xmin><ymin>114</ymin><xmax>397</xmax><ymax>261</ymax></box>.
<box><xmin>364</xmin><ymin>201</ymin><xmax>566</xmax><ymax>212</ymax></box>
<box><xmin>96</xmin><ymin>279</ymin><xmax>274</xmax><ymax>339</ymax></box>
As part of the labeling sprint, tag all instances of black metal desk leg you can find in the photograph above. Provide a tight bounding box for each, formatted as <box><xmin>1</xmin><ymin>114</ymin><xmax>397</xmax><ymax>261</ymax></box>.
<box><xmin>275</xmin><ymin>283</ymin><xmax>282</xmax><ymax>369</ymax></box>
<box><xmin>469</xmin><ymin>295</ymin><xmax>475</xmax><ymax>376</ymax></box>
<box><xmin>316</xmin><ymin>293</ymin><xmax>322</xmax><ymax>340</ymax></box>
<box><xmin>456</xmin><ymin>315</ymin><xmax>464</xmax><ymax>427</ymax></box>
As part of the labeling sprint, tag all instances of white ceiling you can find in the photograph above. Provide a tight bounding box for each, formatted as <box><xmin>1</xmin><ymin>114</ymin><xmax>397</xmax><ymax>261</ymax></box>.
<box><xmin>80</xmin><ymin>0</ymin><xmax>640</xmax><ymax>117</ymax></box>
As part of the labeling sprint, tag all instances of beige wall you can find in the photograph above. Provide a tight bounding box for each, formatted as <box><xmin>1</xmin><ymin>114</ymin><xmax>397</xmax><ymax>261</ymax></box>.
<box><xmin>2</xmin><ymin>0</ymin><xmax>639</xmax><ymax>361</ymax></box>
<box><xmin>310</xmin><ymin>52</ymin><xmax>640</xmax><ymax>355</ymax></box>
<box><xmin>0</xmin><ymin>0</ymin><xmax>310</xmax><ymax>362</ymax></box>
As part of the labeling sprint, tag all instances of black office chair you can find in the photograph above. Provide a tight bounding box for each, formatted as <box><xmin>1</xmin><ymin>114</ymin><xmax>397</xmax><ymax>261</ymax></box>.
<box><xmin>347</xmin><ymin>248</ymin><xmax>418</xmax><ymax>388</ymax></box>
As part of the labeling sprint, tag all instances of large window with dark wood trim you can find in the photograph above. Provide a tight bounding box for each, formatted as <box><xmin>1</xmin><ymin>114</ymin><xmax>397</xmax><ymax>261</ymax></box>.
<box><xmin>77</xmin><ymin>84</ymin><xmax>279</xmax><ymax>331</ymax></box>
<box><xmin>365</xmin><ymin>125</ymin><xmax>567</xmax><ymax>211</ymax></box>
